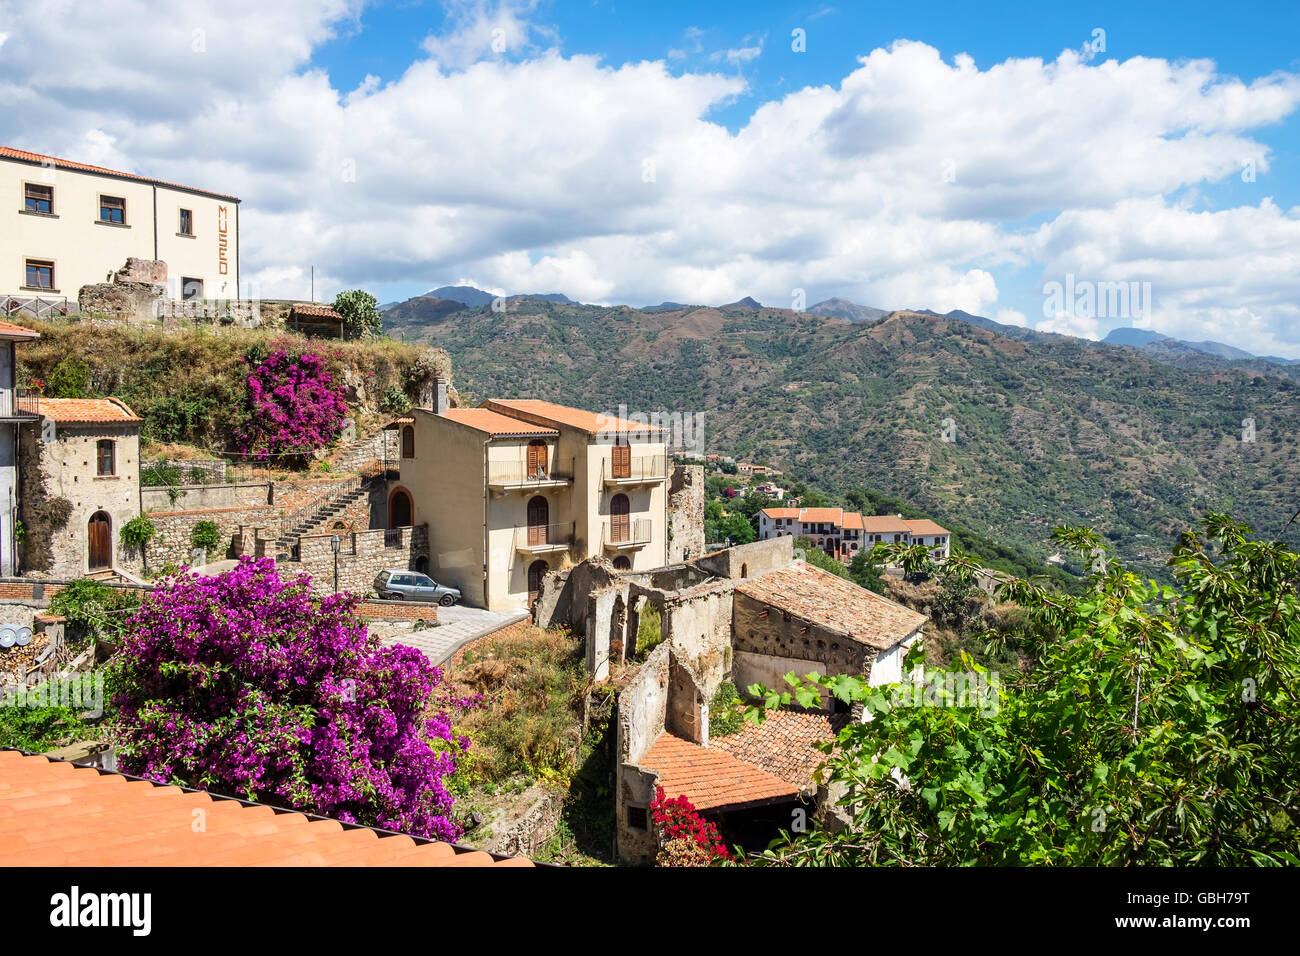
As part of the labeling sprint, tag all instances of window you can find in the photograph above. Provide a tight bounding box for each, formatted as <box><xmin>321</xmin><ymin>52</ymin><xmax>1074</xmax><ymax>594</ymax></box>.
<box><xmin>24</xmin><ymin>184</ymin><xmax>53</xmax><ymax>214</ymax></box>
<box><xmin>627</xmin><ymin>806</ymin><xmax>648</xmax><ymax>831</ymax></box>
<box><xmin>24</xmin><ymin>259</ymin><xmax>54</xmax><ymax>290</ymax></box>
<box><xmin>401</xmin><ymin>425</ymin><xmax>415</xmax><ymax>459</ymax></box>
<box><xmin>96</xmin><ymin>439</ymin><xmax>116</xmax><ymax>476</ymax></box>
<box><xmin>181</xmin><ymin>277</ymin><xmax>203</xmax><ymax>300</ymax></box>
<box><xmin>99</xmin><ymin>195</ymin><xmax>125</xmax><ymax>223</ymax></box>
<box><xmin>179</xmin><ymin>208</ymin><xmax>193</xmax><ymax>235</ymax></box>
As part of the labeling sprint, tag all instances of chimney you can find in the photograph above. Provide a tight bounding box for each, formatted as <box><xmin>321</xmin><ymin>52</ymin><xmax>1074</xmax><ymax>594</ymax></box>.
<box><xmin>435</xmin><ymin>377</ymin><xmax>449</xmax><ymax>415</ymax></box>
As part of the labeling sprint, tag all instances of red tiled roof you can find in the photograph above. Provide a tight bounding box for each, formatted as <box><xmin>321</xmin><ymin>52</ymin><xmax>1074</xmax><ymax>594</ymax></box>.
<box><xmin>482</xmin><ymin>399</ymin><xmax>665</xmax><ymax>436</ymax></box>
<box><xmin>795</xmin><ymin>507</ymin><xmax>843</xmax><ymax>524</ymax></box>
<box><xmin>761</xmin><ymin>508</ymin><xmax>801</xmax><ymax>520</ymax></box>
<box><xmin>38</xmin><ymin>397</ymin><xmax>141</xmax><ymax>424</ymax></box>
<box><xmin>0</xmin><ymin>146</ymin><xmax>240</xmax><ymax>202</ymax></box>
<box><xmin>712</xmin><ymin>711</ymin><xmax>850</xmax><ymax>789</ymax></box>
<box><xmin>904</xmin><ymin>518</ymin><xmax>950</xmax><ymax>536</ymax></box>
<box><xmin>841</xmin><ymin>512</ymin><xmax>865</xmax><ymax>530</ymax></box>
<box><xmin>0</xmin><ymin>750</ymin><xmax>532</xmax><ymax>867</ymax></box>
<box><xmin>860</xmin><ymin>515</ymin><xmax>912</xmax><ymax>533</ymax></box>
<box><xmin>0</xmin><ymin>320</ymin><xmax>39</xmax><ymax>340</ymax></box>
<box><xmin>638</xmin><ymin>733</ymin><xmax>797</xmax><ymax>811</ymax></box>
<box><xmin>440</xmin><ymin>408</ymin><xmax>558</xmax><ymax>438</ymax></box>
<box><xmin>290</xmin><ymin>304</ymin><xmax>342</xmax><ymax>319</ymax></box>
<box><xmin>736</xmin><ymin>561</ymin><xmax>927</xmax><ymax>650</ymax></box>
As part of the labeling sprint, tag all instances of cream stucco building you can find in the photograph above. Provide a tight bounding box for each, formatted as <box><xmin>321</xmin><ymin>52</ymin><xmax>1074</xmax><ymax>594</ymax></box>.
<box><xmin>393</xmin><ymin>396</ymin><xmax>670</xmax><ymax>610</ymax></box>
<box><xmin>1</xmin><ymin>146</ymin><xmax>240</xmax><ymax>304</ymax></box>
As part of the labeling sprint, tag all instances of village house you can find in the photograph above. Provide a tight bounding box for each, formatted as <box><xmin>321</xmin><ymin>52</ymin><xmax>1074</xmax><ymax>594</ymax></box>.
<box><xmin>753</xmin><ymin>480</ymin><xmax>785</xmax><ymax>500</ymax></box>
<box><xmin>1</xmin><ymin>145</ymin><xmax>241</xmax><ymax>308</ymax></box>
<box><xmin>533</xmin><ymin>535</ymin><xmax>926</xmax><ymax>863</ymax></box>
<box><xmin>392</xmin><ymin>390</ymin><xmax>674</xmax><ymax>610</ymax></box>
<box><xmin>758</xmin><ymin>507</ymin><xmax>951</xmax><ymax>562</ymax></box>
<box><xmin>17</xmin><ymin>397</ymin><xmax>143</xmax><ymax>578</ymax></box>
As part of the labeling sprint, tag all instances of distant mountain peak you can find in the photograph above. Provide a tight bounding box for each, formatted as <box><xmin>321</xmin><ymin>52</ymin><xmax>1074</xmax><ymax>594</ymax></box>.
<box><xmin>723</xmin><ymin>296</ymin><xmax>763</xmax><ymax>309</ymax></box>
<box><xmin>808</xmin><ymin>297</ymin><xmax>889</xmax><ymax>323</ymax></box>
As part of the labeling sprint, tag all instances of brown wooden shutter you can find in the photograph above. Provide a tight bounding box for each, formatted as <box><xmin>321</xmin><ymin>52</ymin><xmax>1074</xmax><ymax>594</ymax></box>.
<box><xmin>527</xmin><ymin>440</ymin><xmax>547</xmax><ymax>477</ymax></box>
<box><xmin>611</xmin><ymin>494</ymin><xmax>630</xmax><ymax>542</ymax></box>
<box><xmin>527</xmin><ymin>496</ymin><xmax>548</xmax><ymax>545</ymax></box>
<box><xmin>612</xmin><ymin>441</ymin><xmax>631</xmax><ymax>479</ymax></box>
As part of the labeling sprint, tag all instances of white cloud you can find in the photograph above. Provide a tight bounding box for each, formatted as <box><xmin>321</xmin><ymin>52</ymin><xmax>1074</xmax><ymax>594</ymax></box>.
<box><xmin>1</xmin><ymin>6</ymin><xmax>1299</xmax><ymax>353</ymax></box>
<box><xmin>1036</xmin><ymin>312</ymin><xmax>1104</xmax><ymax>340</ymax></box>
<box><xmin>995</xmin><ymin>309</ymin><xmax>1028</xmax><ymax>327</ymax></box>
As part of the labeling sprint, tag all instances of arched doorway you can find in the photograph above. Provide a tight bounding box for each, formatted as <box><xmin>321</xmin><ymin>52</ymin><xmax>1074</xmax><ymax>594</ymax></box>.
<box><xmin>527</xmin><ymin>559</ymin><xmax>549</xmax><ymax>607</ymax></box>
<box><xmin>612</xmin><ymin>555</ymin><xmax>631</xmax><ymax>570</ymax></box>
<box><xmin>87</xmin><ymin>511</ymin><xmax>112</xmax><ymax>571</ymax></box>
<box><xmin>610</xmin><ymin>493</ymin><xmax>630</xmax><ymax>543</ymax></box>
<box><xmin>527</xmin><ymin>495</ymin><xmax>549</xmax><ymax>546</ymax></box>
<box><xmin>388</xmin><ymin>487</ymin><xmax>413</xmax><ymax>528</ymax></box>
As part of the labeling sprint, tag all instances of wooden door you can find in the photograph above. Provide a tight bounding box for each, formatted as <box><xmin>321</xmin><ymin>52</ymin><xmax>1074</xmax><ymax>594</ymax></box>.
<box><xmin>527</xmin><ymin>560</ymin><xmax>548</xmax><ymax>606</ymax></box>
<box><xmin>527</xmin><ymin>440</ymin><xmax>548</xmax><ymax>478</ymax></box>
<box><xmin>611</xmin><ymin>493</ymin><xmax>630</xmax><ymax>543</ymax></box>
<box><xmin>88</xmin><ymin>512</ymin><xmax>111</xmax><ymax>570</ymax></box>
<box><xmin>612</xmin><ymin>441</ymin><xmax>631</xmax><ymax>479</ymax></box>
<box><xmin>527</xmin><ymin>496</ymin><xmax>549</xmax><ymax>546</ymax></box>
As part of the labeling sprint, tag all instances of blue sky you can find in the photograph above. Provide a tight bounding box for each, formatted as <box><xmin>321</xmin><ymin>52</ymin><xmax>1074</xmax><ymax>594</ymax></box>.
<box><xmin>3</xmin><ymin>0</ymin><xmax>1300</xmax><ymax>352</ymax></box>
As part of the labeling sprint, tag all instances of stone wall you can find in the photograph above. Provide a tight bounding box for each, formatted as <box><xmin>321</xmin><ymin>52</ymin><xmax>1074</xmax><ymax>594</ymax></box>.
<box><xmin>615</xmin><ymin>643</ymin><xmax>670</xmax><ymax>865</ymax></box>
<box><xmin>140</xmin><ymin>482</ymin><xmax>271</xmax><ymax>513</ymax></box>
<box><xmin>730</xmin><ymin>590</ymin><xmax>876</xmax><ymax>692</ymax></box>
<box><xmin>294</xmin><ymin>524</ymin><xmax>430</xmax><ymax>596</ymax></box>
<box><xmin>157</xmin><ymin>458</ymin><xmax>229</xmax><ymax>484</ymax></box>
<box><xmin>695</xmin><ymin>534</ymin><xmax>794</xmax><ymax>580</ymax></box>
<box><xmin>666</xmin><ymin>465</ymin><xmax>705</xmax><ymax>563</ymax></box>
<box><xmin>148</xmin><ymin>505</ymin><xmax>280</xmax><ymax>568</ymax></box>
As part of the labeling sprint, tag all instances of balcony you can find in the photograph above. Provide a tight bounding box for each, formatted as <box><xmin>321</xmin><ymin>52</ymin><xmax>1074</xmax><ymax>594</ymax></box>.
<box><xmin>488</xmin><ymin>456</ymin><xmax>575</xmax><ymax>492</ymax></box>
<box><xmin>0</xmin><ymin>389</ymin><xmax>41</xmax><ymax>421</ymax></box>
<box><xmin>514</xmin><ymin>522</ymin><xmax>575</xmax><ymax>555</ymax></box>
<box><xmin>601</xmin><ymin>454</ymin><xmax>668</xmax><ymax>487</ymax></box>
<box><xmin>604</xmin><ymin>518</ymin><xmax>652</xmax><ymax>551</ymax></box>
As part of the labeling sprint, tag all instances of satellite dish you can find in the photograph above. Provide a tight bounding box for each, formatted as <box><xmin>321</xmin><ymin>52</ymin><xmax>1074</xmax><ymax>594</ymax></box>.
<box><xmin>0</xmin><ymin>626</ymin><xmax>15</xmax><ymax>648</ymax></box>
<box><xmin>15</xmin><ymin>626</ymin><xmax>31</xmax><ymax>646</ymax></box>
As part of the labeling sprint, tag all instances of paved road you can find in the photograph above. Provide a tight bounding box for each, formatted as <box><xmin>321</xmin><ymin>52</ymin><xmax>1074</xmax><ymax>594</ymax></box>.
<box><xmin>378</xmin><ymin>604</ymin><xmax>530</xmax><ymax>666</ymax></box>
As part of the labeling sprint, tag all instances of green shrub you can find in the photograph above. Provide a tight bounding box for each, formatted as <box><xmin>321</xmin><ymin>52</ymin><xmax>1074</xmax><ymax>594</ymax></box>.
<box><xmin>45</xmin><ymin>357</ymin><xmax>90</xmax><ymax>398</ymax></box>
<box><xmin>709</xmin><ymin>681</ymin><xmax>743</xmax><ymax>738</ymax></box>
<box><xmin>190</xmin><ymin>520</ymin><xmax>223</xmax><ymax>555</ymax></box>
<box><xmin>141</xmin><ymin>462</ymin><xmax>183</xmax><ymax>487</ymax></box>
<box><xmin>120</xmin><ymin>514</ymin><xmax>156</xmax><ymax>551</ymax></box>
<box><xmin>48</xmin><ymin>579</ymin><xmax>141</xmax><ymax>643</ymax></box>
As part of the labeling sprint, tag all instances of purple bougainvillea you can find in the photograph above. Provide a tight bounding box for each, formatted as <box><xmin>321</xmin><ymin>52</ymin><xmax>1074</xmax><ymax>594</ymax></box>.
<box><xmin>114</xmin><ymin>557</ymin><xmax>471</xmax><ymax>841</ymax></box>
<box><xmin>236</xmin><ymin>348</ymin><xmax>347</xmax><ymax>461</ymax></box>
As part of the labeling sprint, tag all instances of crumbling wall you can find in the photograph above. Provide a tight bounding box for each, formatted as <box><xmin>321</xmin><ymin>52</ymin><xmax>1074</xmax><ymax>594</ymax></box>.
<box><xmin>616</xmin><ymin>642</ymin><xmax>670</xmax><ymax>864</ymax></box>
<box><xmin>731</xmin><ymin>590</ymin><xmax>876</xmax><ymax>695</ymax></box>
<box><xmin>666</xmin><ymin>464</ymin><xmax>705</xmax><ymax>563</ymax></box>
<box><xmin>695</xmin><ymin>534</ymin><xmax>793</xmax><ymax>580</ymax></box>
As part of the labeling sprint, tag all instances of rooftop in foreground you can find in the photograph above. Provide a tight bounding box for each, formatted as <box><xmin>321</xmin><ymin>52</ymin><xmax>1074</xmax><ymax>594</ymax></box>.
<box><xmin>638</xmin><ymin>732</ymin><xmax>797</xmax><ymax>812</ymax></box>
<box><xmin>0</xmin><ymin>750</ymin><xmax>532</xmax><ymax>867</ymax></box>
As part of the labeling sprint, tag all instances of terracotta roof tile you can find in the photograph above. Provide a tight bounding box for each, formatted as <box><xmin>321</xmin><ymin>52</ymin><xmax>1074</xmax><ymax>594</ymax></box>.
<box><xmin>482</xmin><ymin>399</ymin><xmax>665</xmax><ymax>436</ymax></box>
<box><xmin>903</xmin><ymin>518</ymin><xmax>950</xmax><ymax>536</ymax></box>
<box><xmin>712</xmin><ymin>711</ymin><xmax>850</xmax><ymax>788</ymax></box>
<box><xmin>860</xmin><ymin>515</ymin><xmax>912</xmax><ymax>533</ymax></box>
<box><xmin>0</xmin><ymin>145</ymin><xmax>240</xmax><ymax>202</ymax></box>
<box><xmin>0</xmin><ymin>320</ymin><xmax>39</xmax><ymax>339</ymax></box>
<box><xmin>439</xmin><ymin>408</ymin><xmax>558</xmax><ymax>438</ymax></box>
<box><xmin>638</xmin><ymin>733</ymin><xmax>797</xmax><ymax>811</ymax></box>
<box><xmin>38</xmin><ymin>397</ymin><xmax>142</xmax><ymax>424</ymax></box>
<box><xmin>0</xmin><ymin>750</ymin><xmax>531</xmax><ymax>867</ymax></box>
<box><xmin>761</xmin><ymin>508</ymin><xmax>801</xmax><ymax>520</ymax></box>
<box><xmin>290</xmin><ymin>304</ymin><xmax>342</xmax><ymax>319</ymax></box>
<box><xmin>736</xmin><ymin>561</ymin><xmax>926</xmax><ymax>650</ymax></box>
<box><xmin>795</xmin><ymin>507</ymin><xmax>843</xmax><ymax>524</ymax></box>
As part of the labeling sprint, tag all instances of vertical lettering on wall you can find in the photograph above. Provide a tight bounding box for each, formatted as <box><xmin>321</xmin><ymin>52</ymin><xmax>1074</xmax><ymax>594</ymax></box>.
<box><xmin>217</xmin><ymin>205</ymin><xmax>229</xmax><ymax>275</ymax></box>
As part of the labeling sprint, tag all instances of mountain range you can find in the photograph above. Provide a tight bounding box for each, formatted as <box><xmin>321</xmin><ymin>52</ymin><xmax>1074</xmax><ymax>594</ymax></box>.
<box><xmin>382</xmin><ymin>294</ymin><xmax>1300</xmax><ymax>579</ymax></box>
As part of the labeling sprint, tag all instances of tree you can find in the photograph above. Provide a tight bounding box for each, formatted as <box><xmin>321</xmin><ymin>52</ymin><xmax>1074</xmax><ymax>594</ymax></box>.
<box><xmin>848</xmin><ymin>549</ymin><xmax>886</xmax><ymax>595</ymax></box>
<box><xmin>720</xmin><ymin>511</ymin><xmax>756</xmax><ymax>545</ymax></box>
<box><xmin>333</xmin><ymin>289</ymin><xmax>384</xmax><ymax>341</ymax></box>
<box><xmin>801</xmin><ymin>544</ymin><xmax>849</xmax><ymax>579</ymax></box>
<box><xmin>113</xmin><ymin>557</ymin><xmax>472</xmax><ymax>841</ymax></box>
<box><xmin>745</xmin><ymin>515</ymin><xmax>1300</xmax><ymax>866</ymax></box>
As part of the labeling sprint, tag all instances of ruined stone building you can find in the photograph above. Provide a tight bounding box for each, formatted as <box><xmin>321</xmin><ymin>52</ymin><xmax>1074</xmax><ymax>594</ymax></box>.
<box><xmin>535</xmin><ymin>535</ymin><xmax>926</xmax><ymax>863</ymax></box>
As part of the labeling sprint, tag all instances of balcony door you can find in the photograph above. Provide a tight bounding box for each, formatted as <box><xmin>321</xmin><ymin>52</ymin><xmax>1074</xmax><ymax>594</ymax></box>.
<box><xmin>528</xmin><ymin>559</ymin><xmax>549</xmax><ymax>606</ymax></box>
<box><xmin>527</xmin><ymin>495</ymin><xmax>549</xmax><ymax>546</ymax></box>
<box><xmin>527</xmin><ymin>440</ymin><xmax>548</xmax><ymax>478</ymax></box>
<box><xmin>610</xmin><ymin>493</ymin><xmax>630</xmax><ymax>543</ymax></box>
<box><xmin>612</xmin><ymin>439</ymin><xmax>631</xmax><ymax>479</ymax></box>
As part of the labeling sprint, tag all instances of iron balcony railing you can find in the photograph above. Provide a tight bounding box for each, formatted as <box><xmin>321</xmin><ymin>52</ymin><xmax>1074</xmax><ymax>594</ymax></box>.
<box><xmin>604</xmin><ymin>518</ymin><xmax>652</xmax><ymax>549</ymax></box>
<box><xmin>487</xmin><ymin>456</ymin><xmax>575</xmax><ymax>487</ymax></box>
<box><xmin>514</xmin><ymin>522</ymin><xmax>575</xmax><ymax>552</ymax></box>
<box><xmin>2</xmin><ymin>294</ymin><xmax>68</xmax><ymax>320</ymax></box>
<box><xmin>600</xmin><ymin>454</ymin><xmax>668</xmax><ymax>484</ymax></box>
<box><xmin>0</xmin><ymin>389</ymin><xmax>41</xmax><ymax>419</ymax></box>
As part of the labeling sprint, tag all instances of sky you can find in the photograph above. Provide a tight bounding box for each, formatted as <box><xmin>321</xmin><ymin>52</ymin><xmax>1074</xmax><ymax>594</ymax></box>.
<box><xmin>2</xmin><ymin>0</ymin><xmax>1300</xmax><ymax>354</ymax></box>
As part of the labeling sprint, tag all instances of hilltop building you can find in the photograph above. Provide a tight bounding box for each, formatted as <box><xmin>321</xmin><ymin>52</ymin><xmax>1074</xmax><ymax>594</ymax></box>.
<box><xmin>758</xmin><ymin>507</ymin><xmax>950</xmax><ymax>562</ymax></box>
<box><xmin>1</xmin><ymin>145</ymin><xmax>240</xmax><ymax>307</ymax></box>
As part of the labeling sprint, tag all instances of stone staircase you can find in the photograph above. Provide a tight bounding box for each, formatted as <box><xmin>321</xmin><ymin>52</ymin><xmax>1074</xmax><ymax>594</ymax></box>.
<box><xmin>332</xmin><ymin>429</ymin><xmax>399</xmax><ymax>473</ymax></box>
<box><xmin>273</xmin><ymin>484</ymin><xmax>373</xmax><ymax>559</ymax></box>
